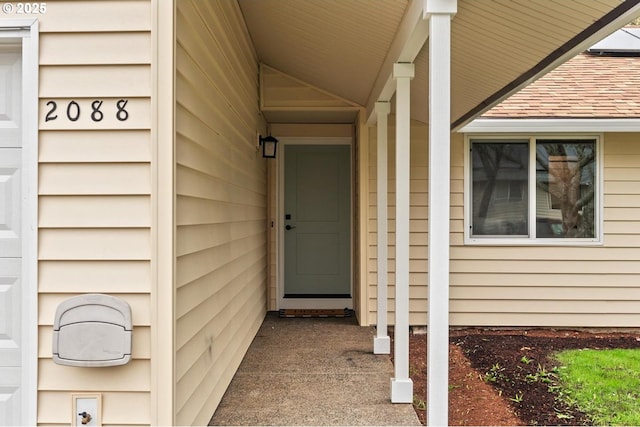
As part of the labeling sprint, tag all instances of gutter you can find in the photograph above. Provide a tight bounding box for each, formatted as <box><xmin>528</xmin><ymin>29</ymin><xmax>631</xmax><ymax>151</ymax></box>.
<box><xmin>460</xmin><ymin>118</ymin><xmax>640</xmax><ymax>133</ymax></box>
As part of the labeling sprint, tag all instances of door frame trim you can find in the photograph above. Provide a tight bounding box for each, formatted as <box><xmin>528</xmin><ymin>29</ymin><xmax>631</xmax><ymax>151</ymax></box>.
<box><xmin>276</xmin><ymin>137</ymin><xmax>353</xmax><ymax>310</ymax></box>
<box><xmin>0</xmin><ymin>18</ymin><xmax>40</xmax><ymax>426</ymax></box>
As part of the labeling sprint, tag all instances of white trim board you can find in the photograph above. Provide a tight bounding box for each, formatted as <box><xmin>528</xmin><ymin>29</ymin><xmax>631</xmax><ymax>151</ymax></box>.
<box><xmin>0</xmin><ymin>18</ymin><xmax>39</xmax><ymax>427</ymax></box>
<box><xmin>21</xmin><ymin>19</ymin><xmax>38</xmax><ymax>427</ymax></box>
<box><xmin>460</xmin><ymin>118</ymin><xmax>640</xmax><ymax>133</ymax></box>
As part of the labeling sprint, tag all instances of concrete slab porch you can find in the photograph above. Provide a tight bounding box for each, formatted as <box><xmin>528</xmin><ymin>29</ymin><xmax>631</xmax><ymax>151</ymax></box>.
<box><xmin>209</xmin><ymin>312</ymin><xmax>421</xmax><ymax>426</ymax></box>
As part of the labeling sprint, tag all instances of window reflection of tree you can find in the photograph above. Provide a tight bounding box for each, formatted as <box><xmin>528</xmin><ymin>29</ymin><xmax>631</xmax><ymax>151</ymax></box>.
<box><xmin>536</xmin><ymin>142</ymin><xmax>595</xmax><ymax>238</ymax></box>
<box><xmin>474</xmin><ymin>144</ymin><xmax>527</xmax><ymax>219</ymax></box>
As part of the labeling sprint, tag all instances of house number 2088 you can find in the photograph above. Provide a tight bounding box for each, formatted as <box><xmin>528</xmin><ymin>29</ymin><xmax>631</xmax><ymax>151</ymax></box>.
<box><xmin>45</xmin><ymin>99</ymin><xmax>129</xmax><ymax>122</ymax></box>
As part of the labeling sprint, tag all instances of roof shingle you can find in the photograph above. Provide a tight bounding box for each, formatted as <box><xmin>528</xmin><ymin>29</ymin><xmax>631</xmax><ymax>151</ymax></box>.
<box><xmin>482</xmin><ymin>51</ymin><xmax>640</xmax><ymax>119</ymax></box>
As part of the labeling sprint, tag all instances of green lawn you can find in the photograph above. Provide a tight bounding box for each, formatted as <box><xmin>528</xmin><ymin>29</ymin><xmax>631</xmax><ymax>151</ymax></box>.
<box><xmin>555</xmin><ymin>348</ymin><xmax>640</xmax><ymax>426</ymax></box>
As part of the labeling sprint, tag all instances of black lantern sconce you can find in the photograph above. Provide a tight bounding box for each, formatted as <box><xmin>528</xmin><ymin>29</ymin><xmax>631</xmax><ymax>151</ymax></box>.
<box><xmin>259</xmin><ymin>135</ymin><xmax>279</xmax><ymax>159</ymax></box>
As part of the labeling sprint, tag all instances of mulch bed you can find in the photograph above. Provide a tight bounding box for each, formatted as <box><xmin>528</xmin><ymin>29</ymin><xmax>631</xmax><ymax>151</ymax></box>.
<box><xmin>405</xmin><ymin>328</ymin><xmax>640</xmax><ymax>426</ymax></box>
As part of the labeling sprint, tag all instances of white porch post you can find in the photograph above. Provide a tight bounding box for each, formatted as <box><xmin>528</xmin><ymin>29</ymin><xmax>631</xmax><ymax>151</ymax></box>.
<box><xmin>391</xmin><ymin>63</ymin><xmax>414</xmax><ymax>403</ymax></box>
<box><xmin>374</xmin><ymin>101</ymin><xmax>391</xmax><ymax>355</ymax></box>
<box><xmin>425</xmin><ymin>0</ymin><xmax>456</xmax><ymax>425</ymax></box>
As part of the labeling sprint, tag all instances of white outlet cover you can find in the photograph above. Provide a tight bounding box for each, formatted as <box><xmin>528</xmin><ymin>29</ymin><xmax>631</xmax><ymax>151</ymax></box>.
<box><xmin>72</xmin><ymin>394</ymin><xmax>101</xmax><ymax>426</ymax></box>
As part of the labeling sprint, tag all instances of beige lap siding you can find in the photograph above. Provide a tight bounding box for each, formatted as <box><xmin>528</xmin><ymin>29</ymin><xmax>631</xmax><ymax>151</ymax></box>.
<box><xmin>175</xmin><ymin>1</ymin><xmax>267</xmax><ymax>425</ymax></box>
<box><xmin>450</xmin><ymin>132</ymin><xmax>640</xmax><ymax>327</ymax></box>
<box><xmin>36</xmin><ymin>1</ymin><xmax>153</xmax><ymax>425</ymax></box>
<box><xmin>369</xmin><ymin>123</ymin><xmax>640</xmax><ymax>327</ymax></box>
<box><xmin>367</xmin><ymin>119</ymin><xmax>429</xmax><ymax>326</ymax></box>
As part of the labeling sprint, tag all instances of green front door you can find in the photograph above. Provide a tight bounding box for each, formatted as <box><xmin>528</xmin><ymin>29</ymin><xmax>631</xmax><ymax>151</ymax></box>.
<box><xmin>284</xmin><ymin>145</ymin><xmax>351</xmax><ymax>299</ymax></box>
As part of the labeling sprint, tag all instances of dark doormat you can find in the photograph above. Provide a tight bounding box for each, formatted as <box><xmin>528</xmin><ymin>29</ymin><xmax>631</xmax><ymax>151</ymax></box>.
<box><xmin>278</xmin><ymin>308</ymin><xmax>353</xmax><ymax>318</ymax></box>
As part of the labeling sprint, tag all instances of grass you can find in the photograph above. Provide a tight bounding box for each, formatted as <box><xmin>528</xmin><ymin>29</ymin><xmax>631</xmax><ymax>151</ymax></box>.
<box><xmin>554</xmin><ymin>348</ymin><xmax>640</xmax><ymax>426</ymax></box>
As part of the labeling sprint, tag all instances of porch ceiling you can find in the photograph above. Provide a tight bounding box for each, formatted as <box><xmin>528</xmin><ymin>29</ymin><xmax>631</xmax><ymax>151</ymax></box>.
<box><xmin>238</xmin><ymin>0</ymin><xmax>640</xmax><ymax>126</ymax></box>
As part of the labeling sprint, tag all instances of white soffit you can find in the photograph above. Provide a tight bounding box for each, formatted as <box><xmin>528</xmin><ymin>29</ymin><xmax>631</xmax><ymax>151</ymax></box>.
<box><xmin>432</xmin><ymin>0</ymin><xmax>636</xmax><ymax>127</ymax></box>
<box><xmin>238</xmin><ymin>0</ymin><xmax>408</xmax><ymax>107</ymax></box>
<box><xmin>238</xmin><ymin>0</ymin><xmax>637</xmax><ymax>125</ymax></box>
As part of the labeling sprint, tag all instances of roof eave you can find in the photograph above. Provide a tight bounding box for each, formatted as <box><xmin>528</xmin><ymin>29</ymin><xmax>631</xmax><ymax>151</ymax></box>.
<box><xmin>460</xmin><ymin>118</ymin><xmax>640</xmax><ymax>133</ymax></box>
<box><xmin>452</xmin><ymin>0</ymin><xmax>640</xmax><ymax>132</ymax></box>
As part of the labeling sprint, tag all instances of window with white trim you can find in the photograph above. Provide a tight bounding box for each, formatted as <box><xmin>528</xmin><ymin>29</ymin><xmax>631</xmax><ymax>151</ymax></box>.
<box><xmin>467</xmin><ymin>136</ymin><xmax>601</xmax><ymax>243</ymax></box>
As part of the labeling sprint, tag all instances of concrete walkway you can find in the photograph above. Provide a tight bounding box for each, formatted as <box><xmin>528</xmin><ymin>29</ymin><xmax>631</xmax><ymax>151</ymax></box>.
<box><xmin>209</xmin><ymin>312</ymin><xmax>420</xmax><ymax>426</ymax></box>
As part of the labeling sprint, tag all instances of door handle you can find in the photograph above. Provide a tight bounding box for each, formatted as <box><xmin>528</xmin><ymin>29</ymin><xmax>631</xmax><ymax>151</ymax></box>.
<box><xmin>285</xmin><ymin>225</ymin><xmax>296</xmax><ymax>230</ymax></box>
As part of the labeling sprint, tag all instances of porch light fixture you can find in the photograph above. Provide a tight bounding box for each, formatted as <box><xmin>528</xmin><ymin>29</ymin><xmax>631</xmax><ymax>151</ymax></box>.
<box><xmin>259</xmin><ymin>135</ymin><xmax>279</xmax><ymax>158</ymax></box>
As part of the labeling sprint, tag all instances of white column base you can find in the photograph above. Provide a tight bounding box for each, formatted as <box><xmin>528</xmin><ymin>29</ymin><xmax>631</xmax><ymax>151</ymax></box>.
<box><xmin>373</xmin><ymin>336</ymin><xmax>391</xmax><ymax>354</ymax></box>
<box><xmin>390</xmin><ymin>378</ymin><xmax>413</xmax><ymax>403</ymax></box>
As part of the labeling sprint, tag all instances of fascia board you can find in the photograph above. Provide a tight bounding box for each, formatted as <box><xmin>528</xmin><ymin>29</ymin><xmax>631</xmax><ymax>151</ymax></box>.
<box><xmin>459</xmin><ymin>118</ymin><xmax>640</xmax><ymax>133</ymax></box>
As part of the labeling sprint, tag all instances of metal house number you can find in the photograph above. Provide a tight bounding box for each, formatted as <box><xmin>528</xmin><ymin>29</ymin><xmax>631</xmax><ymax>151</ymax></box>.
<box><xmin>44</xmin><ymin>99</ymin><xmax>130</xmax><ymax>123</ymax></box>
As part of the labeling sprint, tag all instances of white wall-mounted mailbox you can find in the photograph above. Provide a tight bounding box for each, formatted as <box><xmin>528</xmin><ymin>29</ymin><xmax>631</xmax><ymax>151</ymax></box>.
<box><xmin>52</xmin><ymin>294</ymin><xmax>132</xmax><ymax>367</ymax></box>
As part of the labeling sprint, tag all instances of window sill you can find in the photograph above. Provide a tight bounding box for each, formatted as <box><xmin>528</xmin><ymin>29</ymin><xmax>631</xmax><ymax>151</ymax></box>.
<box><xmin>464</xmin><ymin>237</ymin><xmax>603</xmax><ymax>246</ymax></box>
